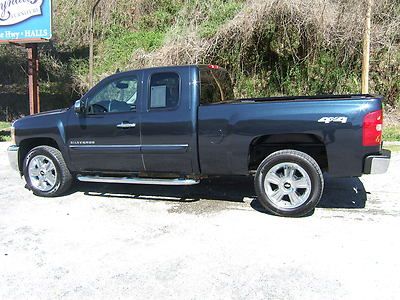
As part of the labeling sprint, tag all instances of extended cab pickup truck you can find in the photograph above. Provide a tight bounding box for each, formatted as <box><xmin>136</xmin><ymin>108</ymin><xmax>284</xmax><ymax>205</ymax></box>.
<box><xmin>7</xmin><ymin>65</ymin><xmax>391</xmax><ymax>217</ymax></box>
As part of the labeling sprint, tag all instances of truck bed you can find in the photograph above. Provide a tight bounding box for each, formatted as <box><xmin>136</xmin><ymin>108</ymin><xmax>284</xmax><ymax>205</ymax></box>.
<box><xmin>235</xmin><ymin>94</ymin><xmax>377</xmax><ymax>103</ymax></box>
<box><xmin>198</xmin><ymin>94</ymin><xmax>383</xmax><ymax>177</ymax></box>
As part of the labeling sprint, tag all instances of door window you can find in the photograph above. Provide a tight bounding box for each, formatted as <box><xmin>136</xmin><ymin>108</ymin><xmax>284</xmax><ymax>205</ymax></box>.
<box><xmin>149</xmin><ymin>72</ymin><xmax>180</xmax><ymax>109</ymax></box>
<box><xmin>87</xmin><ymin>76</ymin><xmax>138</xmax><ymax>114</ymax></box>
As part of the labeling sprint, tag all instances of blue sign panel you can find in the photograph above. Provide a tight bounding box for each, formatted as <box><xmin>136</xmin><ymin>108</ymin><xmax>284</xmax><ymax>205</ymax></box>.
<box><xmin>0</xmin><ymin>0</ymin><xmax>52</xmax><ymax>42</ymax></box>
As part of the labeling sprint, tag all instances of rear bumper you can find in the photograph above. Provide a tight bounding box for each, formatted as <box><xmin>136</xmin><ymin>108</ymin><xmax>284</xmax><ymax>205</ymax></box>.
<box><xmin>7</xmin><ymin>145</ymin><xmax>19</xmax><ymax>171</ymax></box>
<box><xmin>363</xmin><ymin>149</ymin><xmax>391</xmax><ymax>174</ymax></box>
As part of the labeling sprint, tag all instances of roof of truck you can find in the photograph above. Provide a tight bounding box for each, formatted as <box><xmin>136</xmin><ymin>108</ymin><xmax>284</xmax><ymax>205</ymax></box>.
<box><xmin>113</xmin><ymin>64</ymin><xmax>226</xmax><ymax>74</ymax></box>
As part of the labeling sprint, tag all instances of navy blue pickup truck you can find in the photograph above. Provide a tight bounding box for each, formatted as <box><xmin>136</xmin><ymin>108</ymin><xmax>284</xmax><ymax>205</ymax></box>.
<box><xmin>8</xmin><ymin>65</ymin><xmax>391</xmax><ymax>216</ymax></box>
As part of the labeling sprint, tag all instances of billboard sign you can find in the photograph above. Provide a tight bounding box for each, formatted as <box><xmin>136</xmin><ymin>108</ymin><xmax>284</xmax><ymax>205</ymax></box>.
<box><xmin>0</xmin><ymin>0</ymin><xmax>52</xmax><ymax>43</ymax></box>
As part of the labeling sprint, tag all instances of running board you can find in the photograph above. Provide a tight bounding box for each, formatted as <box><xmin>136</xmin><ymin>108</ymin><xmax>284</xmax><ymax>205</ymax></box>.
<box><xmin>77</xmin><ymin>175</ymin><xmax>200</xmax><ymax>186</ymax></box>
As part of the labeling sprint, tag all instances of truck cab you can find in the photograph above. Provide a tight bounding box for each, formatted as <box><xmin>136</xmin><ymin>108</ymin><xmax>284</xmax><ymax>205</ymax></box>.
<box><xmin>68</xmin><ymin>65</ymin><xmax>200</xmax><ymax>176</ymax></box>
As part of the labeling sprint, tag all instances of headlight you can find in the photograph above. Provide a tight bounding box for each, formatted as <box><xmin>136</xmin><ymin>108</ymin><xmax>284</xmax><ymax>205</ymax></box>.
<box><xmin>10</xmin><ymin>126</ymin><xmax>16</xmax><ymax>145</ymax></box>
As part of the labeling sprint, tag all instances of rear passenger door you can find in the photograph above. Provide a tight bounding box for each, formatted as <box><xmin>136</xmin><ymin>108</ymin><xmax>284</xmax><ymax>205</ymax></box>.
<box><xmin>140</xmin><ymin>68</ymin><xmax>195</xmax><ymax>174</ymax></box>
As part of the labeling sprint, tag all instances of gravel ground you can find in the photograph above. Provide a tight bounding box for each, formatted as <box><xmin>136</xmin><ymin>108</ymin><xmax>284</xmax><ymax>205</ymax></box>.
<box><xmin>0</xmin><ymin>142</ymin><xmax>399</xmax><ymax>300</ymax></box>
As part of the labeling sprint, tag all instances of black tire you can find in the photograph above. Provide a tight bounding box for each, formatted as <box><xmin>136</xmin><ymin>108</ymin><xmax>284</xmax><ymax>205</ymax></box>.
<box><xmin>254</xmin><ymin>149</ymin><xmax>324</xmax><ymax>217</ymax></box>
<box><xmin>23</xmin><ymin>146</ymin><xmax>73</xmax><ymax>197</ymax></box>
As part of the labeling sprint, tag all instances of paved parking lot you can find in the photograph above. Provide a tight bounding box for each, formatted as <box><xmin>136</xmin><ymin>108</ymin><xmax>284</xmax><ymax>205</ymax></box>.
<box><xmin>1</xmin><ymin>142</ymin><xmax>399</xmax><ymax>299</ymax></box>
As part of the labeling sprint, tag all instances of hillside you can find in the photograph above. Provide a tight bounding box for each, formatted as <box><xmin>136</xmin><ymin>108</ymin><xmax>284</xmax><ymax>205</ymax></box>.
<box><xmin>0</xmin><ymin>0</ymin><xmax>399</xmax><ymax>121</ymax></box>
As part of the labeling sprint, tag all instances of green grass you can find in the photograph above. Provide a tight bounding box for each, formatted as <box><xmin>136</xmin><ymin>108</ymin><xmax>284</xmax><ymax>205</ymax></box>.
<box><xmin>0</xmin><ymin>121</ymin><xmax>10</xmax><ymax>130</ymax></box>
<box><xmin>93</xmin><ymin>0</ymin><xmax>245</xmax><ymax>76</ymax></box>
<box><xmin>0</xmin><ymin>135</ymin><xmax>11</xmax><ymax>142</ymax></box>
<box><xmin>383</xmin><ymin>125</ymin><xmax>400</xmax><ymax>141</ymax></box>
<box><xmin>96</xmin><ymin>29</ymin><xmax>165</xmax><ymax>74</ymax></box>
<box><xmin>0</xmin><ymin>121</ymin><xmax>11</xmax><ymax>142</ymax></box>
<box><xmin>199</xmin><ymin>1</ymin><xmax>244</xmax><ymax>38</ymax></box>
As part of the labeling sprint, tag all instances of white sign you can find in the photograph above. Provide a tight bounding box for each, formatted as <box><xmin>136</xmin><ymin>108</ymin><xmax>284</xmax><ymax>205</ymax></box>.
<box><xmin>151</xmin><ymin>85</ymin><xmax>167</xmax><ymax>108</ymax></box>
<box><xmin>0</xmin><ymin>0</ymin><xmax>43</xmax><ymax>26</ymax></box>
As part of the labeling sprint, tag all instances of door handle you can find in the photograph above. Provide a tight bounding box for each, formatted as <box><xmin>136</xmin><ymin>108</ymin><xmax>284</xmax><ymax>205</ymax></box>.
<box><xmin>116</xmin><ymin>122</ymin><xmax>136</xmax><ymax>128</ymax></box>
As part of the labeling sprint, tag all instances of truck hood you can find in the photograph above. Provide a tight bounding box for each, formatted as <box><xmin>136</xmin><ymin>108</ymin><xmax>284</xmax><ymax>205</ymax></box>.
<box><xmin>13</xmin><ymin>108</ymin><xmax>69</xmax><ymax>128</ymax></box>
<box><xmin>23</xmin><ymin>108</ymin><xmax>68</xmax><ymax>118</ymax></box>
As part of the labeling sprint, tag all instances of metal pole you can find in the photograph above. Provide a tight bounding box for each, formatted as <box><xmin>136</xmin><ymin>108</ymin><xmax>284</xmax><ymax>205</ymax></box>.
<box><xmin>89</xmin><ymin>0</ymin><xmax>101</xmax><ymax>88</ymax></box>
<box><xmin>27</xmin><ymin>44</ymin><xmax>40</xmax><ymax>114</ymax></box>
<box><xmin>361</xmin><ymin>0</ymin><xmax>372</xmax><ymax>94</ymax></box>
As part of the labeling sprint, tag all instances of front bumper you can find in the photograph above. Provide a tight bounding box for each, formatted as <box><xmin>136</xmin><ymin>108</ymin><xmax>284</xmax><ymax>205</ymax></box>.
<box><xmin>363</xmin><ymin>149</ymin><xmax>391</xmax><ymax>174</ymax></box>
<box><xmin>7</xmin><ymin>145</ymin><xmax>19</xmax><ymax>171</ymax></box>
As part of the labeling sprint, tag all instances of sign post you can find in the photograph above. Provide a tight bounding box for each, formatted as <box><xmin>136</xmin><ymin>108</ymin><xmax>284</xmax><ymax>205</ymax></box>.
<box><xmin>27</xmin><ymin>44</ymin><xmax>40</xmax><ymax>114</ymax></box>
<box><xmin>0</xmin><ymin>0</ymin><xmax>52</xmax><ymax>115</ymax></box>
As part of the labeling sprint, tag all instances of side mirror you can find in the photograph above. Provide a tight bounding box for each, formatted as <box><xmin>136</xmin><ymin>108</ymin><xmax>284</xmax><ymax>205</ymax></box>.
<box><xmin>74</xmin><ymin>99</ymin><xmax>85</xmax><ymax>114</ymax></box>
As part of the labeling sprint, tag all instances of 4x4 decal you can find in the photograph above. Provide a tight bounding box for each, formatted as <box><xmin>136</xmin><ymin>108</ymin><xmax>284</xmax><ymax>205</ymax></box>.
<box><xmin>318</xmin><ymin>117</ymin><xmax>348</xmax><ymax>124</ymax></box>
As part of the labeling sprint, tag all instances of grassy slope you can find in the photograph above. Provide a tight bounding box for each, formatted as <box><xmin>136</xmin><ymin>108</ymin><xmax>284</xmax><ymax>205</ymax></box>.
<box><xmin>85</xmin><ymin>0</ymin><xmax>398</xmax><ymax>103</ymax></box>
<box><xmin>93</xmin><ymin>1</ymin><xmax>244</xmax><ymax>76</ymax></box>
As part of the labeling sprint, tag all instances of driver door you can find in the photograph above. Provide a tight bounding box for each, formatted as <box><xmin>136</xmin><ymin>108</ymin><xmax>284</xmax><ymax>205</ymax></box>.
<box><xmin>67</xmin><ymin>71</ymin><xmax>144</xmax><ymax>173</ymax></box>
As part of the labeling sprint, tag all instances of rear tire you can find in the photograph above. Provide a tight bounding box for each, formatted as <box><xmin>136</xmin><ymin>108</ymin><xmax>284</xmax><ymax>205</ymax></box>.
<box><xmin>254</xmin><ymin>149</ymin><xmax>324</xmax><ymax>217</ymax></box>
<box><xmin>23</xmin><ymin>146</ymin><xmax>72</xmax><ymax>197</ymax></box>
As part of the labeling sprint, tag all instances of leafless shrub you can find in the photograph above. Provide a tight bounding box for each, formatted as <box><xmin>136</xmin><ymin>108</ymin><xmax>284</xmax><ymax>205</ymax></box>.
<box><xmin>133</xmin><ymin>0</ymin><xmax>399</xmax><ymax>68</ymax></box>
<box><xmin>128</xmin><ymin>24</ymin><xmax>211</xmax><ymax>69</ymax></box>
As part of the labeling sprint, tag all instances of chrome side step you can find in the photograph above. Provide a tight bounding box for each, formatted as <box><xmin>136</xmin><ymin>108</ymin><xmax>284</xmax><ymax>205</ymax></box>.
<box><xmin>77</xmin><ymin>175</ymin><xmax>200</xmax><ymax>186</ymax></box>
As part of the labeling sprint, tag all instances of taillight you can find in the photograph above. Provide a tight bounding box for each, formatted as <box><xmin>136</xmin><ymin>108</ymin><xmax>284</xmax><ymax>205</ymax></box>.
<box><xmin>208</xmin><ymin>64</ymin><xmax>220</xmax><ymax>69</ymax></box>
<box><xmin>362</xmin><ymin>109</ymin><xmax>383</xmax><ymax>146</ymax></box>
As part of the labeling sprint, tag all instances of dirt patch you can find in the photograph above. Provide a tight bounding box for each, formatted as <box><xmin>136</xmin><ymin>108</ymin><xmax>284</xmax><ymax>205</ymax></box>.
<box><xmin>167</xmin><ymin>198</ymin><xmax>250</xmax><ymax>215</ymax></box>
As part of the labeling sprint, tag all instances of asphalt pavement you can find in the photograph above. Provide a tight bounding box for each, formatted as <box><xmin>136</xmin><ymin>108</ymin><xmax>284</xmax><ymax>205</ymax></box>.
<box><xmin>0</xmin><ymin>142</ymin><xmax>399</xmax><ymax>299</ymax></box>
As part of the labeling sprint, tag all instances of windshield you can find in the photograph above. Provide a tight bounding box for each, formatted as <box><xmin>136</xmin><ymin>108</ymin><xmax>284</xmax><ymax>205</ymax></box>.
<box><xmin>199</xmin><ymin>66</ymin><xmax>234</xmax><ymax>104</ymax></box>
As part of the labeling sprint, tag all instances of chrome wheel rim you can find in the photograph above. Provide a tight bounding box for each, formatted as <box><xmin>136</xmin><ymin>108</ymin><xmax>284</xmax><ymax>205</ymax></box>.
<box><xmin>28</xmin><ymin>155</ymin><xmax>57</xmax><ymax>192</ymax></box>
<box><xmin>264</xmin><ymin>162</ymin><xmax>311</xmax><ymax>209</ymax></box>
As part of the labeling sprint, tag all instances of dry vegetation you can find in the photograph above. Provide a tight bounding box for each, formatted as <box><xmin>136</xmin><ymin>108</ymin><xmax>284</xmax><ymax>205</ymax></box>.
<box><xmin>0</xmin><ymin>0</ymin><xmax>399</xmax><ymax>119</ymax></box>
<box><xmin>126</xmin><ymin>0</ymin><xmax>399</xmax><ymax>102</ymax></box>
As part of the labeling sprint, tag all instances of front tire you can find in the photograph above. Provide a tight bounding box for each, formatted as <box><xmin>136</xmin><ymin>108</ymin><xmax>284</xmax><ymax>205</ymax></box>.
<box><xmin>23</xmin><ymin>146</ymin><xmax>73</xmax><ymax>197</ymax></box>
<box><xmin>254</xmin><ymin>150</ymin><xmax>324</xmax><ymax>217</ymax></box>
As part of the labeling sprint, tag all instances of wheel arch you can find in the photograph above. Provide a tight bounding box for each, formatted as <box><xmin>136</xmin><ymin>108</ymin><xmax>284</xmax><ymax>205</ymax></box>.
<box><xmin>248</xmin><ymin>133</ymin><xmax>328</xmax><ymax>172</ymax></box>
<box><xmin>18</xmin><ymin>137</ymin><xmax>61</xmax><ymax>173</ymax></box>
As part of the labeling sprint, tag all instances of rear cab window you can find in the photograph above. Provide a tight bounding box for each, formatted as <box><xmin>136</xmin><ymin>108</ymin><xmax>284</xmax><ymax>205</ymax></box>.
<box><xmin>149</xmin><ymin>72</ymin><xmax>180</xmax><ymax>110</ymax></box>
<box><xmin>199</xmin><ymin>66</ymin><xmax>234</xmax><ymax>105</ymax></box>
